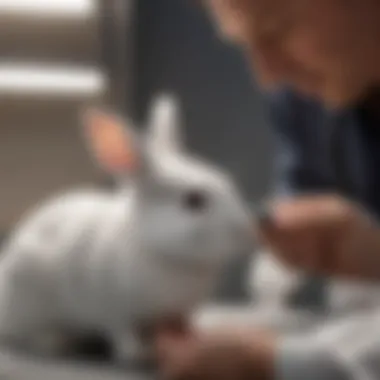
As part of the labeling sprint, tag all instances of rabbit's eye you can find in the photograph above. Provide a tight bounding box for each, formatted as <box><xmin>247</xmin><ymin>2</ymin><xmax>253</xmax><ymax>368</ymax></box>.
<box><xmin>182</xmin><ymin>190</ymin><xmax>208</xmax><ymax>212</ymax></box>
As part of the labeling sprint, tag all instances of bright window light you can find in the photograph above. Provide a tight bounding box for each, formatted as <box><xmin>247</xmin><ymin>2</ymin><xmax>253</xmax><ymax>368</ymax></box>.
<box><xmin>0</xmin><ymin>64</ymin><xmax>107</xmax><ymax>96</ymax></box>
<box><xmin>0</xmin><ymin>0</ymin><xmax>97</xmax><ymax>18</ymax></box>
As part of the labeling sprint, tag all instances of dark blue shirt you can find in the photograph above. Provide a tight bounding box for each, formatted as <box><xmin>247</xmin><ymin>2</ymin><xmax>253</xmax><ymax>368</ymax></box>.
<box><xmin>266</xmin><ymin>87</ymin><xmax>380</xmax><ymax>218</ymax></box>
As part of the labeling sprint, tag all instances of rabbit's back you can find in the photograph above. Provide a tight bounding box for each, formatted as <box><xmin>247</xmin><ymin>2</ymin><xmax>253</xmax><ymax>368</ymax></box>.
<box><xmin>0</xmin><ymin>189</ymin><xmax>132</xmax><ymax>328</ymax></box>
<box><xmin>1</xmin><ymin>189</ymin><xmax>116</xmax><ymax>260</ymax></box>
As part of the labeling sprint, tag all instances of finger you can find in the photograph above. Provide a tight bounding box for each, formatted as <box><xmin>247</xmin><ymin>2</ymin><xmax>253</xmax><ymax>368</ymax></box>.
<box><xmin>256</xmin><ymin>217</ymin><xmax>287</xmax><ymax>251</ymax></box>
<box><xmin>259</xmin><ymin>224</ymin><xmax>302</xmax><ymax>265</ymax></box>
<box><xmin>256</xmin><ymin>201</ymin><xmax>325</xmax><ymax>272</ymax></box>
<box><xmin>256</xmin><ymin>203</ymin><xmax>313</xmax><ymax>248</ymax></box>
<box><xmin>258</xmin><ymin>209</ymin><xmax>322</xmax><ymax>262</ymax></box>
<box><xmin>315</xmin><ymin>226</ymin><xmax>355</xmax><ymax>277</ymax></box>
<box><xmin>268</xmin><ymin>195</ymin><xmax>342</xmax><ymax>231</ymax></box>
<box><xmin>292</xmin><ymin>234</ymin><xmax>325</xmax><ymax>273</ymax></box>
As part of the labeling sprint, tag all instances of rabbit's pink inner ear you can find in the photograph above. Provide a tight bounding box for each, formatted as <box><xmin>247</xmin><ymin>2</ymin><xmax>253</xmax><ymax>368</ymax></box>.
<box><xmin>83</xmin><ymin>109</ymin><xmax>139</xmax><ymax>174</ymax></box>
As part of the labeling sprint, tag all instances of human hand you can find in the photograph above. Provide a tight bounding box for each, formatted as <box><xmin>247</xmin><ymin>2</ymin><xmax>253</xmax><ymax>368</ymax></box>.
<box><xmin>257</xmin><ymin>194</ymin><xmax>380</xmax><ymax>280</ymax></box>
<box><xmin>152</xmin><ymin>321</ymin><xmax>276</xmax><ymax>380</ymax></box>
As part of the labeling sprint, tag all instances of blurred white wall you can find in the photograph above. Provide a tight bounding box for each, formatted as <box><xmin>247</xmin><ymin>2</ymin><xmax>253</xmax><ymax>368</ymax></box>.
<box><xmin>0</xmin><ymin>0</ymin><xmax>117</xmax><ymax>230</ymax></box>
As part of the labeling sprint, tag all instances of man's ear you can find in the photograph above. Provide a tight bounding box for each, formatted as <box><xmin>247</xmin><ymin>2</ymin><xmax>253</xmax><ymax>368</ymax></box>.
<box><xmin>81</xmin><ymin>107</ymin><xmax>141</xmax><ymax>175</ymax></box>
<box><xmin>147</xmin><ymin>94</ymin><xmax>184</xmax><ymax>153</ymax></box>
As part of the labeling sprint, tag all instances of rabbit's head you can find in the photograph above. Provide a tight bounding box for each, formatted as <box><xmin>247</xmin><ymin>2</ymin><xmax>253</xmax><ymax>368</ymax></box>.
<box><xmin>82</xmin><ymin>95</ymin><xmax>254</xmax><ymax>270</ymax></box>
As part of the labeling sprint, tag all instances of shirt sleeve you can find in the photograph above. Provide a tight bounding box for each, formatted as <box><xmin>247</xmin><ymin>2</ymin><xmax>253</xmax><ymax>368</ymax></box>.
<box><xmin>275</xmin><ymin>309</ymin><xmax>380</xmax><ymax>380</ymax></box>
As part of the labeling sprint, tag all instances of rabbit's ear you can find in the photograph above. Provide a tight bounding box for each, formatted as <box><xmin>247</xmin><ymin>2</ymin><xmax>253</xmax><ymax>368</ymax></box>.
<box><xmin>81</xmin><ymin>107</ymin><xmax>142</xmax><ymax>175</ymax></box>
<box><xmin>147</xmin><ymin>94</ymin><xmax>184</xmax><ymax>153</ymax></box>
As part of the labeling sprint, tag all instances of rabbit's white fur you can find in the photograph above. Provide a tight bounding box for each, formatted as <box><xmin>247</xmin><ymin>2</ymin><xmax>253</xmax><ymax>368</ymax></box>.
<box><xmin>0</xmin><ymin>95</ymin><xmax>253</xmax><ymax>362</ymax></box>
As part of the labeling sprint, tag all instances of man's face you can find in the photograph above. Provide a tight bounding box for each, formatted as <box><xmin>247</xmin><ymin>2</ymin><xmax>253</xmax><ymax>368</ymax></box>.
<box><xmin>205</xmin><ymin>0</ymin><xmax>380</xmax><ymax>108</ymax></box>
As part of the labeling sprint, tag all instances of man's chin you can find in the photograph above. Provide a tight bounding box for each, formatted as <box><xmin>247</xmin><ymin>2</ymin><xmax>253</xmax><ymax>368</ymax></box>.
<box><xmin>322</xmin><ymin>94</ymin><xmax>355</xmax><ymax>111</ymax></box>
<box><xmin>320</xmin><ymin>85</ymin><xmax>369</xmax><ymax>110</ymax></box>
<box><xmin>263</xmin><ymin>80</ymin><xmax>366</xmax><ymax>110</ymax></box>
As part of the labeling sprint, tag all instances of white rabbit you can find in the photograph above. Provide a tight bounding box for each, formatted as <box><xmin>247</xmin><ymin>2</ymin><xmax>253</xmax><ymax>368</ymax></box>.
<box><xmin>0</xmin><ymin>95</ymin><xmax>254</xmax><ymax>363</ymax></box>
